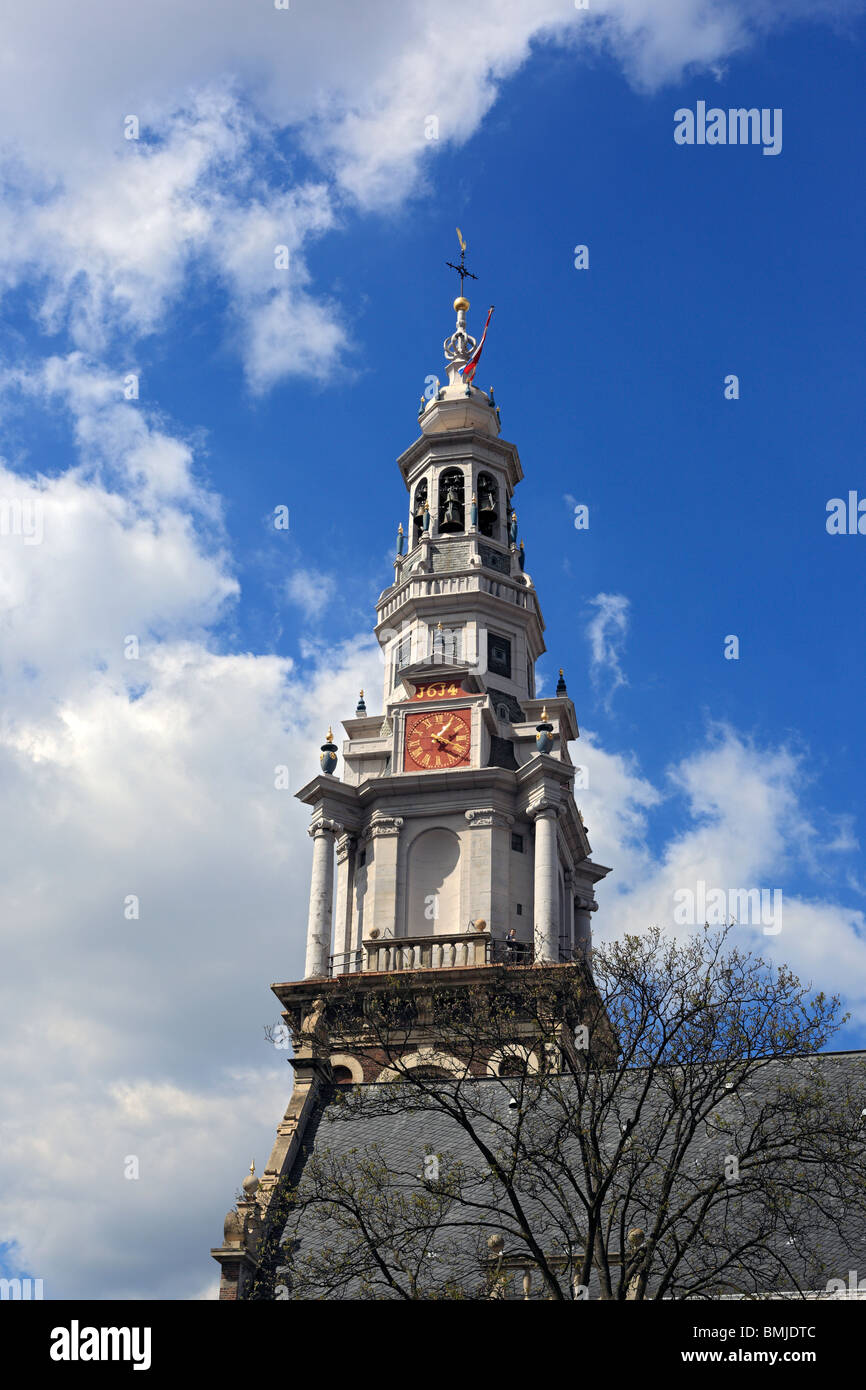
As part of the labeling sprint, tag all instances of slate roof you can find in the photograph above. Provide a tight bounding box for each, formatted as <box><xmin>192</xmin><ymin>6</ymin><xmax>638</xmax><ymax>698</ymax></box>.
<box><xmin>269</xmin><ymin>1050</ymin><xmax>866</xmax><ymax>1301</ymax></box>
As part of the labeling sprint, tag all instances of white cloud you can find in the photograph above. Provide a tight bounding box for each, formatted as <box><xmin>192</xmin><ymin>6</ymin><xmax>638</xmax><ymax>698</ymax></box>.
<box><xmin>0</xmin><ymin>364</ymin><xmax>384</xmax><ymax>1295</ymax></box>
<box><xmin>586</xmin><ymin>592</ymin><xmax>630</xmax><ymax>711</ymax></box>
<box><xmin>579</xmin><ymin>723</ymin><xmax>866</xmax><ymax>1019</ymax></box>
<box><xmin>285</xmin><ymin>568</ymin><xmax>337</xmax><ymax>621</ymax></box>
<box><xmin>0</xmin><ymin>1</ymin><xmax>861</xmax><ymax>382</ymax></box>
<box><xmin>0</xmin><ymin>91</ymin><xmax>348</xmax><ymax>390</ymax></box>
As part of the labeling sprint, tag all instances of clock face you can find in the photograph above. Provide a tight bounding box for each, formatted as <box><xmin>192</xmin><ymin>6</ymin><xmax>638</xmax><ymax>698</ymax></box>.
<box><xmin>404</xmin><ymin>708</ymin><xmax>472</xmax><ymax>771</ymax></box>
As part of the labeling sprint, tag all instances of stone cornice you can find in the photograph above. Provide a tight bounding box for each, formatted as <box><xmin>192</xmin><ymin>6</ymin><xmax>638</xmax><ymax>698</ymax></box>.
<box><xmin>395</xmin><ymin>426</ymin><xmax>524</xmax><ymax>490</ymax></box>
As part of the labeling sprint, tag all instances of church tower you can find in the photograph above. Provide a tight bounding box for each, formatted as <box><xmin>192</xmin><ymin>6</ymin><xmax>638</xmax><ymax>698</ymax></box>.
<box><xmin>299</xmin><ymin>290</ymin><xmax>609</xmax><ymax>992</ymax></box>
<box><xmin>211</xmin><ymin>279</ymin><xmax>611</xmax><ymax>1299</ymax></box>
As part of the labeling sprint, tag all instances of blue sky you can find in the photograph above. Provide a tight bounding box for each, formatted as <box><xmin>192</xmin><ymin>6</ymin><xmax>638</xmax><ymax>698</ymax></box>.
<box><xmin>1</xmin><ymin>0</ymin><xmax>865</xmax><ymax>1299</ymax></box>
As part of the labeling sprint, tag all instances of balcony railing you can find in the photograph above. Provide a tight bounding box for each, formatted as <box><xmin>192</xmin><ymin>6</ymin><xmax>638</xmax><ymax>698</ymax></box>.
<box><xmin>328</xmin><ymin>932</ymin><xmax>537</xmax><ymax>976</ymax></box>
<box><xmin>328</xmin><ymin>949</ymin><xmax>364</xmax><ymax>977</ymax></box>
<box><xmin>364</xmin><ymin>930</ymin><xmax>490</xmax><ymax>973</ymax></box>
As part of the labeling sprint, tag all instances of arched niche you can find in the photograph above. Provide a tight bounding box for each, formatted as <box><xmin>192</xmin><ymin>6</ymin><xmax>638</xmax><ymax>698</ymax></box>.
<box><xmin>376</xmin><ymin>1048</ymin><xmax>466</xmax><ymax>1082</ymax></box>
<box><xmin>477</xmin><ymin>471</ymin><xmax>499</xmax><ymax>538</ymax></box>
<box><xmin>406</xmin><ymin>827</ymin><xmax>461</xmax><ymax>936</ymax></box>
<box><xmin>438</xmin><ymin>468</ymin><xmax>465</xmax><ymax>534</ymax></box>
<box><xmin>330</xmin><ymin>1053</ymin><xmax>365</xmax><ymax>1086</ymax></box>
<box><xmin>487</xmin><ymin>1046</ymin><xmax>541</xmax><ymax>1078</ymax></box>
<box><xmin>412</xmin><ymin>478</ymin><xmax>428</xmax><ymax>545</ymax></box>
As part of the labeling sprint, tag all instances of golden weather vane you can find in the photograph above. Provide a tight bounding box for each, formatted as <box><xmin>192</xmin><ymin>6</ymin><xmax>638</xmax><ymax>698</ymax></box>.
<box><xmin>446</xmin><ymin>227</ymin><xmax>478</xmax><ymax>299</ymax></box>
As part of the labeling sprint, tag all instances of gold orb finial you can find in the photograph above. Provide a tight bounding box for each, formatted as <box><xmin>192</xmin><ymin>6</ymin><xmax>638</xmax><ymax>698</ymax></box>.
<box><xmin>326</xmin><ymin>725</ymin><xmax>333</xmax><ymax>742</ymax></box>
<box><xmin>541</xmin><ymin>706</ymin><xmax>549</xmax><ymax>722</ymax></box>
<box><xmin>453</xmin><ymin>295</ymin><xmax>470</xmax><ymax>313</ymax></box>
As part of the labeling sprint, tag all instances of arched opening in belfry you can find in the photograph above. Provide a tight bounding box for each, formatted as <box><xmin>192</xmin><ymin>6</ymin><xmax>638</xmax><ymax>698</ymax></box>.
<box><xmin>412</xmin><ymin>479</ymin><xmax>428</xmax><ymax>545</ymax></box>
<box><xmin>438</xmin><ymin>468</ymin><xmax>465</xmax><ymax>534</ymax></box>
<box><xmin>406</xmin><ymin>827</ymin><xmax>461</xmax><ymax>935</ymax></box>
<box><xmin>497</xmin><ymin>1055</ymin><xmax>529</xmax><ymax>1079</ymax></box>
<box><xmin>477</xmin><ymin>471</ymin><xmax>498</xmax><ymax>538</ymax></box>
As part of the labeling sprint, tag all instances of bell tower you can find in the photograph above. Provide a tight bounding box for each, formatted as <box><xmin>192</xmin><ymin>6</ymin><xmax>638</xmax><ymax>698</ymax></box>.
<box><xmin>283</xmin><ymin>280</ymin><xmax>610</xmax><ymax>1038</ymax></box>
<box><xmin>212</xmin><ymin>265</ymin><xmax>613</xmax><ymax>1296</ymax></box>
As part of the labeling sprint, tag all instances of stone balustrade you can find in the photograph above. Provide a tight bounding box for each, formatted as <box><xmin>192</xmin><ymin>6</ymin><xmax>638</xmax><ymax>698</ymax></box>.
<box><xmin>362</xmin><ymin>929</ymin><xmax>493</xmax><ymax>973</ymax></box>
<box><xmin>378</xmin><ymin>571</ymin><xmax>529</xmax><ymax>626</ymax></box>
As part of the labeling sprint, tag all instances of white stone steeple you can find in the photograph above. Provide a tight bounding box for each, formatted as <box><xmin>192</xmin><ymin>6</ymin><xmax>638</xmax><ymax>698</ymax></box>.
<box><xmin>291</xmin><ymin>288</ymin><xmax>611</xmax><ymax>991</ymax></box>
<box><xmin>212</xmin><ymin>276</ymin><xmax>614</xmax><ymax>1300</ymax></box>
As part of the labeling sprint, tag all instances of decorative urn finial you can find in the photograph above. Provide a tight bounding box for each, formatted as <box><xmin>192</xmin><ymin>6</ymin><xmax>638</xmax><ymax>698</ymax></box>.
<box><xmin>356</xmin><ymin>689</ymin><xmax>366</xmax><ymax>716</ymax></box>
<box><xmin>396</xmin><ymin>522</ymin><xmax>405</xmax><ymax>556</ymax></box>
<box><xmin>509</xmin><ymin>510</ymin><xmax>518</xmax><ymax>546</ymax></box>
<box><xmin>518</xmin><ymin>540</ymin><xmax>525</xmax><ymax>572</ymax></box>
<box><xmin>556</xmin><ymin>668</ymin><xmax>567</xmax><ymax>696</ymax></box>
<box><xmin>535</xmin><ymin>706</ymin><xmax>554</xmax><ymax>755</ymax></box>
<box><xmin>320</xmin><ymin>727</ymin><xmax>338</xmax><ymax>776</ymax></box>
<box><xmin>242</xmin><ymin>1161</ymin><xmax>259</xmax><ymax>1199</ymax></box>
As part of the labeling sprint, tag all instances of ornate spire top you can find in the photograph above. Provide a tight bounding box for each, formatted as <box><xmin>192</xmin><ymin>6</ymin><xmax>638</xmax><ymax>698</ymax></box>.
<box><xmin>420</xmin><ymin>232</ymin><xmax>499</xmax><ymax>436</ymax></box>
<box><xmin>445</xmin><ymin>226</ymin><xmax>477</xmax><ymax>303</ymax></box>
<box><xmin>443</xmin><ymin>228</ymin><xmax>479</xmax><ymax>381</ymax></box>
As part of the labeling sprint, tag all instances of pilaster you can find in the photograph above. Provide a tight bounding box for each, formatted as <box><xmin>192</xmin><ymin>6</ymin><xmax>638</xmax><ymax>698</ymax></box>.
<box><xmin>364</xmin><ymin>813</ymin><xmax>403</xmax><ymax>943</ymax></box>
<box><xmin>464</xmin><ymin>807</ymin><xmax>514</xmax><ymax>932</ymax></box>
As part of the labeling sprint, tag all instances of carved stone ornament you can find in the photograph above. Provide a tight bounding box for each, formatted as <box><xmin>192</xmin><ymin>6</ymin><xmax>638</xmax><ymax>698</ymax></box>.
<box><xmin>575</xmin><ymin>894</ymin><xmax>599</xmax><ymax>913</ymax></box>
<box><xmin>335</xmin><ymin>834</ymin><xmax>356</xmax><ymax>864</ymax></box>
<box><xmin>368</xmin><ymin>814</ymin><xmax>404</xmax><ymax>839</ymax></box>
<box><xmin>464</xmin><ymin>808</ymin><xmax>515</xmax><ymax>829</ymax></box>
<box><xmin>308</xmin><ymin>817</ymin><xmax>343</xmax><ymax>840</ymax></box>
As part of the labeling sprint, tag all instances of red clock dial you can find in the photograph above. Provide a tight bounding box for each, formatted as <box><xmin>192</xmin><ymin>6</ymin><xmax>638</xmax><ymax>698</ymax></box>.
<box><xmin>404</xmin><ymin>708</ymin><xmax>472</xmax><ymax>771</ymax></box>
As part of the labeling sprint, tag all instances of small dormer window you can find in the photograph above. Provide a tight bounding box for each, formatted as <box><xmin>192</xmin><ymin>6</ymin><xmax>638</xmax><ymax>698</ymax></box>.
<box><xmin>438</xmin><ymin>468</ymin><xmax>465</xmax><ymax>534</ymax></box>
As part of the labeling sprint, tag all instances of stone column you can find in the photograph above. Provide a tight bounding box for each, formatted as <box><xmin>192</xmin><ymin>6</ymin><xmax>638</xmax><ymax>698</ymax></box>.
<box><xmin>332</xmin><ymin>834</ymin><xmax>356</xmax><ymax>974</ymax></box>
<box><xmin>529</xmin><ymin>801</ymin><xmax>560</xmax><ymax>963</ymax></box>
<box><xmin>304</xmin><ymin>818</ymin><xmax>341</xmax><ymax>979</ymax></box>
<box><xmin>574</xmin><ymin>895</ymin><xmax>596</xmax><ymax>958</ymax></box>
<box><xmin>564</xmin><ymin>869</ymin><xmax>576</xmax><ymax>958</ymax></box>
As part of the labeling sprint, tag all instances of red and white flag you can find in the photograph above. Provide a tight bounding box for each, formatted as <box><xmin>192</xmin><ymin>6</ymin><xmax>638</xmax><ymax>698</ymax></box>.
<box><xmin>460</xmin><ymin>305</ymin><xmax>494</xmax><ymax>385</ymax></box>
